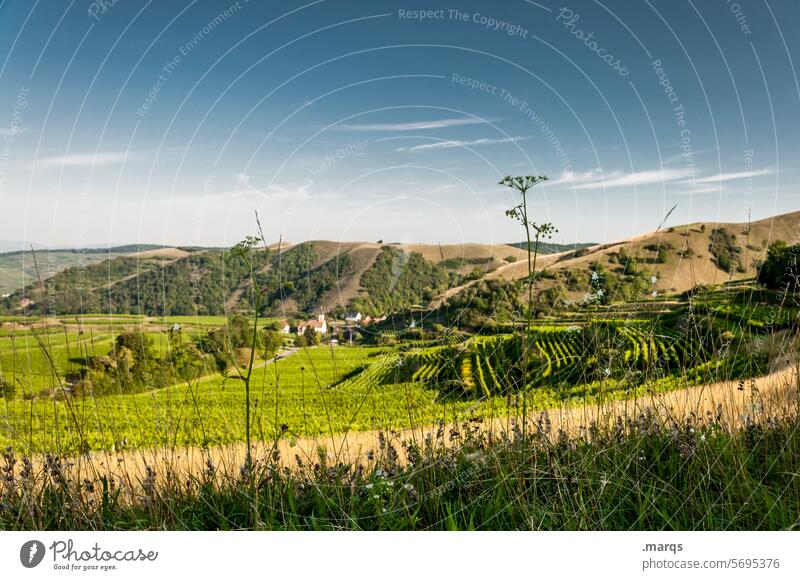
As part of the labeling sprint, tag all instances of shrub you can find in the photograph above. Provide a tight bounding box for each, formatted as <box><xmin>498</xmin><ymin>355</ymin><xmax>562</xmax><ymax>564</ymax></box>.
<box><xmin>709</xmin><ymin>228</ymin><xmax>742</xmax><ymax>273</ymax></box>
<box><xmin>757</xmin><ymin>241</ymin><xmax>800</xmax><ymax>290</ymax></box>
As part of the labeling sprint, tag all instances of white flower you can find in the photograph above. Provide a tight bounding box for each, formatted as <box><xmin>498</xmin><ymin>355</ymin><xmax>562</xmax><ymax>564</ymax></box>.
<box><xmin>603</xmin><ymin>367</ymin><xmax>611</xmax><ymax>377</ymax></box>
<box><xmin>650</xmin><ymin>275</ymin><xmax>658</xmax><ymax>284</ymax></box>
<box><xmin>591</xmin><ymin>271</ymin><xmax>599</xmax><ymax>281</ymax></box>
<box><xmin>373</xmin><ymin>494</ymin><xmax>380</xmax><ymax>499</ymax></box>
<box><xmin>596</xmin><ymin>289</ymin><xmax>604</xmax><ymax>298</ymax></box>
<box><xmin>651</xmin><ymin>290</ymin><xmax>658</xmax><ymax>298</ymax></box>
<box><xmin>699</xmin><ymin>433</ymin><xmax>706</xmax><ymax>442</ymax></box>
<box><xmin>365</xmin><ymin>483</ymin><xmax>374</xmax><ymax>489</ymax></box>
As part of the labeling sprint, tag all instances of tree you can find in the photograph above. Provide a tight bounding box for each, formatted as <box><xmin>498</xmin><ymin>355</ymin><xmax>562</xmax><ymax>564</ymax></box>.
<box><xmin>303</xmin><ymin>326</ymin><xmax>321</xmax><ymax>346</ymax></box>
<box><xmin>262</xmin><ymin>330</ymin><xmax>283</xmax><ymax>358</ymax></box>
<box><xmin>758</xmin><ymin>241</ymin><xmax>800</xmax><ymax>290</ymax></box>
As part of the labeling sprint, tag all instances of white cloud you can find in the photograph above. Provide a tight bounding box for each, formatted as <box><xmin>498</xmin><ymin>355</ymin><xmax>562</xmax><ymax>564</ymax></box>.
<box><xmin>39</xmin><ymin>151</ymin><xmax>132</xmax><ymax>168</ymax></box>
<box><xmin>548</xmin><ymin>166</ymin><xmax>774</xmax><ymax>193</ymax></box>
<box><xmin>338</xmin><ymin>117</ymin><xmax>494</xmax><ymax>132</ymax></box>
<box><xmin>223</xmin><ymin>176</ymin><xmax>311</xmax><ymax>202</ymax></box>
<box><xmin>234</xmin><ymin>173</ymin><xmax>253</xmax><ymax>189</ymax></box>
<box><xmin>573</xmin><ymin>169</ymin><xmax>689</xmax><ymax>190</ymax></box>
<box><xmin>397</xmin><ymin>136</ymin><xmax>528</xmax><ymax>152</ymax></box>
<box><xmin>547</xmin><ymin>169</ymin><xmax>607</xmax><ymax>186</ymax></box>
<box><xmin>691</xmin><ymin>167</ymin><xmax>774</xmax><ymax>184</ymax></box>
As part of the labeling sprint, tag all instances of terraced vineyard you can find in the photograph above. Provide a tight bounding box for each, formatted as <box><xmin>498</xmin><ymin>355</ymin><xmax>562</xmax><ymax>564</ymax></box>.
<box><xmin>401</xmin><ymin>320</ymin><xmax>765</xmax><ymax>399</ymax></box>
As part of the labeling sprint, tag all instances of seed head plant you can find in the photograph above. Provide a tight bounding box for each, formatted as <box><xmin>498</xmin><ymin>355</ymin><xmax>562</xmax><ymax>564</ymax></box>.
<box><xmin>225</xmin><ymin>234</ymin><xmax>265</xmax><ymax>472</ymax></box>
<box><xmin>500</xmin><ymin>175</ymin><xmax>556</xmax><ymax>437</ymax></box>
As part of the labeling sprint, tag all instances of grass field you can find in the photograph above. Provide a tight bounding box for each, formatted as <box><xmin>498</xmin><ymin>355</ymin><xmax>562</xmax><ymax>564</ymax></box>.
<box><xmin>0</xmin><ymin>286</ymin><xmax>798</xmax><ymax>531</ymax></box>
<box><xmin>0</xmin><ymin>296</ymin><xmax>793</xmax><ymax>455</ymax></box>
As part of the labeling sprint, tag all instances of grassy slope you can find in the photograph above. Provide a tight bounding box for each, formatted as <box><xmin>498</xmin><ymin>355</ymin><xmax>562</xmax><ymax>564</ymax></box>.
<box><xmin>438</xmin><ymin>210</ymin><xmax>800</xmax><ymax>302</ymax></box>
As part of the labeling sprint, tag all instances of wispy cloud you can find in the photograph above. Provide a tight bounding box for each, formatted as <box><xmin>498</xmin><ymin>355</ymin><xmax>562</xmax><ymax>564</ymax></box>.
<box><xmin>573</xmin><ymin>169</ymin><xmax>690</xmax><ymax>190</ymax></box>
<box><xmin>39</xmin><ymin>151</ymin><xmax>132</xmax><ymax>168</ymax></box>
<box><xmin>547</xmin><ymin>169</ymin><xmax>606</xmax><ymax>186</ymax></box>
<box><xmin>691</xmin><ymin>167</ymin><xmax>774</xmax><ymax>184</ymax></box>
<box><xmin>225</xmin><ymin>174</ymin><xmax>313</xmax><ymax>202</ymax></box>
<box><xmin>549</xmin><ymin>166</ymin><xmax>774</xmax><ymax>193</ymax></box>
<box><xmin>339</xmin><ymin>117</ymin><xmax>495</xmax><ymax>132</ymax></box>
<box><xmin>397</xmin><ymin>136</ymin><xmax>528</xmax><ymax>152</ymax></box>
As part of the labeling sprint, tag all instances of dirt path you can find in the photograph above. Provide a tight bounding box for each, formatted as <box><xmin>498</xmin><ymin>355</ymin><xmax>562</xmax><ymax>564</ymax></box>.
<box><xmin>52</xmin><ymin>361</ymin><xmax>798</xmax><ymax>487</ymax></box>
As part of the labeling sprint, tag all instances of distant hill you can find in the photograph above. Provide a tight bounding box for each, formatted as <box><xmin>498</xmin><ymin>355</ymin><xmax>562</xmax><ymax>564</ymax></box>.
<box><xmin>435</xmin><ymin>210</ymin><xmax>800</xmax><ymax>306</ymax></box>
<box><xmin>0</xmin><ymin>241</ymin><xmax>533</xmax><ymax>316</ymax></box>
<box><xmin>506</xmin><ymin>241</ymin><xmax>596</xmax><ymax>254</ymax></box>
<box><xmin>3</xmin><ymin>210</ymin><xmax>799</xmax><ymax>317</ymax></box>
<box><xmin>0</xmin><ymin>245</ymin><xmax>216</xmax><ymax>295</ymax></box>
<box><xmin>0</xmin><ymin>249</ymin><xmax>128</xmax><ymax>295</ymax></box>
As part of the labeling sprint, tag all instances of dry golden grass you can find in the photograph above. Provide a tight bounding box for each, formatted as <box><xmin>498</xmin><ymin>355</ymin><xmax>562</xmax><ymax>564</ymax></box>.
<box><xmin>45</xmin><ymin>361</ymin><xmax>799</xmax><ymax>492</ymax></box>
<box><xmin>129</xmin><ymin>247</ymin><xmax>190</xmax><ymax>259</ymax></box>
<box><xmin>441</xmin><ymin>209</ymin><xmax>800</xmax><ymax>299</ymax></box>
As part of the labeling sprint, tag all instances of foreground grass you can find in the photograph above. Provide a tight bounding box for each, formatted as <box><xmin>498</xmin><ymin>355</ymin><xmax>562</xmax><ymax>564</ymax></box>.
<box><xmin>1</xmin><ymin>404</ymin><xmax>799</xmax><ymax>530</ymax></box>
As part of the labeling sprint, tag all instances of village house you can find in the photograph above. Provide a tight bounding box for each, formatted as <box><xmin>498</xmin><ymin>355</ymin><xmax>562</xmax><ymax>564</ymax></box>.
<box><xmin>276</xmin><ymin>319</ymin><xmax>291</xmax><ymax>334</ymax></box>
<box><xmin>296</xmin><ymin>314</ymin><xmax>327</xmax><ymax>335</ymax></box>
<box><xmin>344</xmin><ymin>311</ymin><xmax>362</xmax><ymax>323</ymax></box>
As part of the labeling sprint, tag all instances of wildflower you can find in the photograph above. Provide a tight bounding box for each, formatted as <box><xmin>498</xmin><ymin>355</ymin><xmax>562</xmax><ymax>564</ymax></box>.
<box><xmin>603</xmin><ymin>367</ymin><xmax>611</xmax><ymax>377</ymax></box>
<box><xmin>650</xmin><ymin>275</ymin><xmax>658</xmax><ymax>284</ymax></box>
<box><xmin>365</xmin><ymin>483</ymin><xmax>374</xmax><ymax>489</ymax></box>
<box><xmin>596</xmin><ymin>289</ymin><xmax>604</xmax><ymax>298</ymax></box>
<box><xmin>591</xmin><ymin>271</ymin><xmax>599</xmax><ymax>282</ymax></box>
<box><xmin>373</xmin><ymin>494</ymin><xmax>380</xmax><ymax>499</ymax></box>
<box><xmin>699</xmin><ymin>433</ymin><xmax>706</xmax><ymax>442</ymax></box>
<box><xmin>465</xmin><ymin>451</ymin><xmax>485</xmax><ymax>464</ymax></box>
<box><xmin>651</xmin><ymin>290</ymin><xmax>658</xmax><ymax>298</ymax></box>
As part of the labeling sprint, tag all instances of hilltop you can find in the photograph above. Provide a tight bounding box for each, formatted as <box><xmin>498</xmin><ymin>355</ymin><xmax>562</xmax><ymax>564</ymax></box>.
<box><xmin>2</xmin><ymin>210</ymin><xmax>799</xmax><ymax>318</ymax></box>
<box><xmin>490</xmin><ymin>210</ymin><xmax>800</xmax><ymax>293</ymax></box>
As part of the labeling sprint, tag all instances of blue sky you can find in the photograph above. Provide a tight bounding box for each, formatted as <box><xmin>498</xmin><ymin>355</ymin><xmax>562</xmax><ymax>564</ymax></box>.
<box><xmin>0</xmin><ymin>0</ymin><xmax>798</xmax><ymax>247</ymax></box>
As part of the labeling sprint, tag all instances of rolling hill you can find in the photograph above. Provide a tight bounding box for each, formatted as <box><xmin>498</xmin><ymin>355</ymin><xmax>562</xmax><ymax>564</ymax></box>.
<box><xmin>485</xmin><ymin>210</ymin><xmax>800</xmax><ymax>293</ymax></box>
<box><xmin>2</xmin><ymin>210</ymin><xmax>799</xmax><ymax>318</ymax></box>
